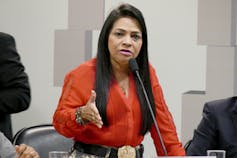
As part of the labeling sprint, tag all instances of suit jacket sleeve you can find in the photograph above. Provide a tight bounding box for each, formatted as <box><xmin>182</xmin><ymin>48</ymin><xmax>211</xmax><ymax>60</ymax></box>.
<box><xmin>186</xmin><ymin>102</ymin><xmax>217</xmax><ymax>155</ymax></box>
<box><xmin>0</xmin><ymin>33</ymin><xmax>31</xmax><ymax>114</ymax></box>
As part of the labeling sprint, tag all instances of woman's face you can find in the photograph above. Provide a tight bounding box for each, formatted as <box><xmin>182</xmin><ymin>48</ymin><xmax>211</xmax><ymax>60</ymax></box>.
<box><xmin>108</xmin><ymin>17</ymin><xmax>143</xmax><ymax>66</ymax></box>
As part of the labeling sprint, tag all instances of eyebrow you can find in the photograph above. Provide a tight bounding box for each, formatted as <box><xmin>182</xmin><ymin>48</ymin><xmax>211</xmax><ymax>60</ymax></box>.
<box><xmin>114</xmin><ymin>28</ymin><xmax>142</xmax><ymax>34</ymax></box>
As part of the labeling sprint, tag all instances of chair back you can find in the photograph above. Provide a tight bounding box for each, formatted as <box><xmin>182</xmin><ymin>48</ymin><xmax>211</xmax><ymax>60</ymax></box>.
<box><xmin>184</xmin><ymin>139</ymin><xmax>193</xmax><ymax>152</ymax></box>
<box><xmin>12</xmin><ymin>124</ymin><xmax>74</xmax><ymax>158</ymax></box>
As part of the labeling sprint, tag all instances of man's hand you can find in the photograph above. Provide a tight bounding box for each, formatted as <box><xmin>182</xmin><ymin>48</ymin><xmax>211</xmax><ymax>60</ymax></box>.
<box><xmin>15</xmin><ymin>144</ymin><xmax>40</xmax><ymax>158</ymax></box>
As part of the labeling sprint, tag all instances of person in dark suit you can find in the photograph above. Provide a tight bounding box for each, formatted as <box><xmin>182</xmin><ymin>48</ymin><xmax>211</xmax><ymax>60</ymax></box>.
<box><xmin>186</xmin><ymin>96</ymin><xmax>237</xmax><ymax>158</ymax></box>
<box><xmin>0</xmin><ymin>32</ymin><xmax>31</xmax><ymax>141</ymax></box>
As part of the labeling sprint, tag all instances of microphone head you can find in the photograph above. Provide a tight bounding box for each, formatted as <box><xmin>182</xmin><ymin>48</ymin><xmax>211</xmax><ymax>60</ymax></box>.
<box><xmin>129</xmin><ymin>58</ymin><xmax>139</xmax><ymax>72</ymax></box>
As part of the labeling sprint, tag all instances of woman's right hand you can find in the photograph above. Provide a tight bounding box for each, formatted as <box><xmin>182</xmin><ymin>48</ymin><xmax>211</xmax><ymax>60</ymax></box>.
<box><xmin>79</xmin><ymin>90</ymin><xmax>103</xmax><ymax>128</ymax></box>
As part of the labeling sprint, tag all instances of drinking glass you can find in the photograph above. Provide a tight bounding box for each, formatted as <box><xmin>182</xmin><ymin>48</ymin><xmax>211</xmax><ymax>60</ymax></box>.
<box><xmin>207</xmin><ymin>150</ymin><xmax>226</xmax><ymax>158</ymax></box>
<box><xmin>49</xmin><ymin>151</ymin><xmax>69</xmax><ymax>158</ymax></box>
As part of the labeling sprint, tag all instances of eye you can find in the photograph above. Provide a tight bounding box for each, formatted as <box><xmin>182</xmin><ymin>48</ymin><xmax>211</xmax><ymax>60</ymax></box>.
<box><xmin>131</xmin><ymin>34</ymin><xmax>142</xmax><ymax>41</ymax></box>
<box><xmin>114</xmin><ymin>31</ymin><xmax>124</xmax><ymax>37</ymax></box>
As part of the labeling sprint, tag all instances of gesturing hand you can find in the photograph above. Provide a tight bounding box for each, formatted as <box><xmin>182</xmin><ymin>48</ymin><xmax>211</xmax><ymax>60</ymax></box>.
<box><xmin>80</xmin><ymin>90</ymin><xmax>103</xmax><ymax>128</ymax></box>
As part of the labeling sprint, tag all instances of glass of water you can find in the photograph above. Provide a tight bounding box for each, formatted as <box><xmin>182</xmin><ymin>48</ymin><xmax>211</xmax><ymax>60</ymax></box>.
<box><xmin>207</xmin><ymin>150</ymin><xmax>226</xmax><ymax>158</ymax></box>
<box><xmin>49</xmin><ymin>151</ymin><xmax>69</xmax><ymax>158</ymax></box>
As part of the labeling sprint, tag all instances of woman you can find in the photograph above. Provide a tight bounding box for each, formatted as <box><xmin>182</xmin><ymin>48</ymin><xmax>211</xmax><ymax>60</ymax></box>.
<box><xmin>53</xmin><ymin>3</ymin><xmax>185</xmax><ymax>157</ymax></box>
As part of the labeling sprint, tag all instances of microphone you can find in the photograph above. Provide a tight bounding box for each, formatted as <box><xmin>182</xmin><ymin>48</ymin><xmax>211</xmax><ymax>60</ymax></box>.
<box><xmin>129</xmin><ymin>58</ymin><xmax>168</xmax><ymax>156</ymax></box>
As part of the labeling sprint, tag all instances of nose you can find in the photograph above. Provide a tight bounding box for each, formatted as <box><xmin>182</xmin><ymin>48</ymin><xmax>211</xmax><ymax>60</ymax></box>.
<box><xmin>122</xmin><ymin>35</ymin><xmax>132</xmax><ymax>46</ymax></box>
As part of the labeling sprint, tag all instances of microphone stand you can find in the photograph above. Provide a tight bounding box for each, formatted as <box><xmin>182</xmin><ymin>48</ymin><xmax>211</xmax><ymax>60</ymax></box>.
<box><xmin>134</xmin><ymin>70</ymin><xmax>168</xmax><ymax>156</ymax></box>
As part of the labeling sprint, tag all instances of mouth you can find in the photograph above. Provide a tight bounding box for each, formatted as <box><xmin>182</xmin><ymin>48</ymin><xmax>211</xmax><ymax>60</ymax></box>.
<box><xmin>119</xmin><ymin>49</ymin><xmax>132</xmax><ymax>56</ymax></box>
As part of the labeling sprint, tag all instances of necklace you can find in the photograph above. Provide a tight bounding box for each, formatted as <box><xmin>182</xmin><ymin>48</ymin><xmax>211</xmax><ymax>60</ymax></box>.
<box><xmin>117</xmin><ymin>76</ymin><xmax>129</xmax><ymax>96</ymax></box>
<box><xmin>120</xmin><ymin>86</ymin><xmax>128</xmax><ymax>97</ymax></box>
<box><xmin>121</xmin><ymin>86</ymin><xmax>126</xmax><ymax>95</ymax></box>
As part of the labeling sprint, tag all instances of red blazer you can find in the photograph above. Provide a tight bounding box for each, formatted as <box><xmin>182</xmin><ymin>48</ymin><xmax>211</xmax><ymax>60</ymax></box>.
<box><xmin>53</xmin><ymin>58</ymin><xmax>185</xmax><ymax>156</ymax></box>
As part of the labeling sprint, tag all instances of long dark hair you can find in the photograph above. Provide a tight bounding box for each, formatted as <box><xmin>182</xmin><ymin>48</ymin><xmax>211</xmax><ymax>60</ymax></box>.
<box><xmin>95</xmin><ymin>3</ymin><xmax>155</xmax><ymax>135</ymax></box>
